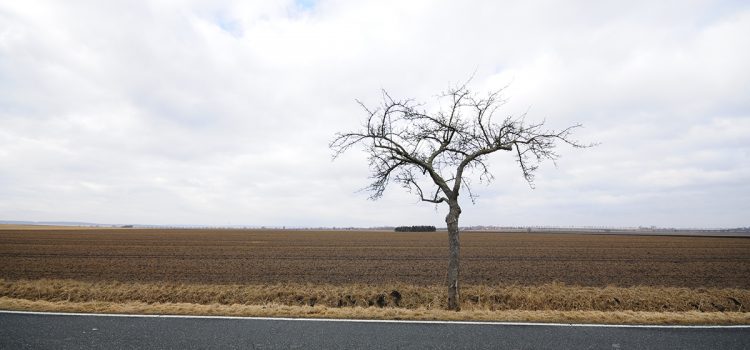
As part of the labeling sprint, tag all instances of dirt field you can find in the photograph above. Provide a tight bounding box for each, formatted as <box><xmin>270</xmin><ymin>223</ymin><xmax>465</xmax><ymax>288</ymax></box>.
<box><xmin>1</xmin><ymin>228</ymin><xmax>749</xmax><ymax>288</ymax></box>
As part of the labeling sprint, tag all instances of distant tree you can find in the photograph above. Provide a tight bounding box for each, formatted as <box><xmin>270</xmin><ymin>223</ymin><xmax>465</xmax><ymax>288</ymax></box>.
<box><xmin>330</xmin><ymin>81</ymin><xmax>594</xmax><ymax>310</ymax></box>
<box><xmin>394</xmin><ymin>225</ymin><xmax>437</xmax><ymax>232</ymax></box>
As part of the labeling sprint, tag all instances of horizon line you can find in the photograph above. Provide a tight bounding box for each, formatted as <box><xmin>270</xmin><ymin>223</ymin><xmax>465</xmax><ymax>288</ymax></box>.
<box><xmin>1</xmin><ymin>220</ymin><xmax>748</xmax><ymax>232</ymax></box>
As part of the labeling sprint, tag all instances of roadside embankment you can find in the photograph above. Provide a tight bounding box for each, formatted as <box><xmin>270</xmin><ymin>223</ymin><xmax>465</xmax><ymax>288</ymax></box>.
<box><xmin>1</xmin><ymin>279</ymin><xmax>748</xmax><ymax>324</ymax></box>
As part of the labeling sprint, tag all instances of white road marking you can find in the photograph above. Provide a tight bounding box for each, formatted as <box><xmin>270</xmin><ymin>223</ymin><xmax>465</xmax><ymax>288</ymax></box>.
<box><xmin>1</xmin><ymin>310</ymin><xmax>748</xmax><ymax>328</ymax></box>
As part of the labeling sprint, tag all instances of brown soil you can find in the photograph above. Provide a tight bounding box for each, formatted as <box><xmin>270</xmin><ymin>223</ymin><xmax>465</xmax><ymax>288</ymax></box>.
<box><xmin>1</xmin><ymin>228</ymin><xmax>749</xmax><ymax>288</ymax></box>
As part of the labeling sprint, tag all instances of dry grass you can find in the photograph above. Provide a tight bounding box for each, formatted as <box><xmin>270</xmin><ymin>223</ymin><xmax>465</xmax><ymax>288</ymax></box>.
<box><xmin>2</xmin><ymin>297</ymin><xmax>748</xmax><ymax>325</ymax></box>
<box><xmin>2</xmin><ymin>279</ymin><xmax>748</xmax><ymax>313</ymax></box>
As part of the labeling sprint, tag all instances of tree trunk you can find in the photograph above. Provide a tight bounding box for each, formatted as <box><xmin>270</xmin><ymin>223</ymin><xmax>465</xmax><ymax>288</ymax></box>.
<box><xmin>446</xmin><ymin>202</ymin><xmax>462</xmax><ymax>311</ymax></box>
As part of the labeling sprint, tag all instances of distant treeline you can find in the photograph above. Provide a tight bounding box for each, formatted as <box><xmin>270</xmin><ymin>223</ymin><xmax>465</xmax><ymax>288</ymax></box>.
<box><xmin>394</xmin><ymin>225</ymin><xmax>437</xmax><ymax>232</ymax></box>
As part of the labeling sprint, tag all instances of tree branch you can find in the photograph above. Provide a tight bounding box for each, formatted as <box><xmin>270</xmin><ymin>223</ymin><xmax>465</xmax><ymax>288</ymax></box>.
<box><xmin>330</xmin><ymin>81</ymin><xmax>595</xmax><ymax>205</ymax></box>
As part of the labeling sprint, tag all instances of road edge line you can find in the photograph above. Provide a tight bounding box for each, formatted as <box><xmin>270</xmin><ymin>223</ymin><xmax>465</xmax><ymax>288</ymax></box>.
<box><xmin>1</xmin><ymin>309</ymin><xmax>748</xmax><ymax>328</ymax></box>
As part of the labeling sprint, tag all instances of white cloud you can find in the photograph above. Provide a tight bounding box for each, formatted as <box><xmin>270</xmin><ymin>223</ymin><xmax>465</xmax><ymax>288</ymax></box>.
<box><xmin>0</xmin><ymin>0</ymin><xmax>748</xmax><ymax>228</ymax></box>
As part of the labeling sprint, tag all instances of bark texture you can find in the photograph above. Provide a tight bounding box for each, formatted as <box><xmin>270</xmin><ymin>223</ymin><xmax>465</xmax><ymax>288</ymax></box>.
<box><xmin>446</xmin><ymin>202</ymin><xmax>462</xmax><ymax>311</ymax></box>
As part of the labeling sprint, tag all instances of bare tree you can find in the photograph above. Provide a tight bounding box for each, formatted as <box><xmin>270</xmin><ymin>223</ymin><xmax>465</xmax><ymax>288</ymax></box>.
<box><xmin>330</xmin><ymin>82</ymin><xmax>593</xmax><ymax>311</ymax></box>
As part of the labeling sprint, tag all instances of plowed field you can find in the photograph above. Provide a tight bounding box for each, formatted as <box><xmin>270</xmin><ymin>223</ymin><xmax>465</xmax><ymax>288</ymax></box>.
<box><xmin>1</xmin><ymin>228</ymin><xmax>749</xmax><ymax>288</ymax></box>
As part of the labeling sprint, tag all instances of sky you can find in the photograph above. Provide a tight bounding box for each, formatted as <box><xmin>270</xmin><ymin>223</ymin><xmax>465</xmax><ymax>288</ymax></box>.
<box><xmin>0</xmin><ymin>0</ymin><xmax>748</xmax><ymax>228</ymax></box>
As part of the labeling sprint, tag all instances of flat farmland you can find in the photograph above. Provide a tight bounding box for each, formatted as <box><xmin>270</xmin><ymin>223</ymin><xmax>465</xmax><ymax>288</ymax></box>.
<box><xmin>1</xmin><ymin>228</ymin><xmax>749</xmax><ymax>288</ymax></box>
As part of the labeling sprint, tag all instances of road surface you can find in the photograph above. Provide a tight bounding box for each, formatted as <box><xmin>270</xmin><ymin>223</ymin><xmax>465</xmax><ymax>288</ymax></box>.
<box><xmin>1</xmin><ymin>311</ymin><xmax>748</xmax><ymax>349</ymax></box>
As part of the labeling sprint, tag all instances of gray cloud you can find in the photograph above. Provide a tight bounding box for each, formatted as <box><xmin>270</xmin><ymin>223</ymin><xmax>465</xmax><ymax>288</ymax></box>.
<box><xmin>0</xmin><ymin>0</ymin><xmax>748</xmax><ymax>228</ymax></box>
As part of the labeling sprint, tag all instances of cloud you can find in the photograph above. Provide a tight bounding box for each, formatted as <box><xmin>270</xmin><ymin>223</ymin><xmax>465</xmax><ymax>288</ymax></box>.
<box><xmin>0</xmin><ymin>0</ymin><xmax>748</xmax><ymax>227</ymax></box>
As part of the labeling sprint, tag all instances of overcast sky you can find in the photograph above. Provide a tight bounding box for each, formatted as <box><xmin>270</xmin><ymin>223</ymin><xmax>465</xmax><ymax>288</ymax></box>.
<box><xmin>1</xmin><ymin>0</ymin><xmax>748</xmax><ymax>228</ymax></box>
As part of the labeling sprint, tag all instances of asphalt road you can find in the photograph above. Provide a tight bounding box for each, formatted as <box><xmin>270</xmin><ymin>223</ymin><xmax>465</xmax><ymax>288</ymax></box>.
<box><xmin>1</xmin><ymin>311</ymin><xmax>749</xmax><ymax>349</ymax></box>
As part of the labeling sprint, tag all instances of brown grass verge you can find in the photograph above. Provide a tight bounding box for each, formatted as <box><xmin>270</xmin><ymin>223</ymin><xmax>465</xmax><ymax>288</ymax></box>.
<box><xmin>1</xmin><ymin>279</ymin><xmax>748</xmax><ymax>322</ymax></box>
<box><xmin>2</xmin><ymin>297</ymin><xmax>748</xmax><ymax>325</ymax></box>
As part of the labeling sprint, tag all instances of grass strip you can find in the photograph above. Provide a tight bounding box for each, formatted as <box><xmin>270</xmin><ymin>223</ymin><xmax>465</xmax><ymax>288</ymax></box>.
<box><xmin>1</xmin><ymin>279</ymin><xmax>748</xmax><ymax>313</ymax></box>
<box><xmin>2</xmin><ymin>297</ymin><xmax>748</xmax><ymax>325</ymax></box>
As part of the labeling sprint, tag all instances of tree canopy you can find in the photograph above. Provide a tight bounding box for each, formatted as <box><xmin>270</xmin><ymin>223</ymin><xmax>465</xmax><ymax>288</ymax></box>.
<box><xmin>331</xmin><ymin>83</ymin><xmax>592</xmax><ymax>205</ymax></box>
